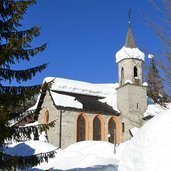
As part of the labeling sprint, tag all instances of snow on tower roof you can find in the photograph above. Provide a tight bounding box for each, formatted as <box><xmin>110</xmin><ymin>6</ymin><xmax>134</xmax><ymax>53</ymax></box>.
<box><xmin>116</xmin><ymin>46</ymin><xmax>145</xmax><ymax>63</ymax></box>
<box><xmin>115</xmin><ymin>21</ymin><xmax>145</xmax><ymax>63</ymax></box>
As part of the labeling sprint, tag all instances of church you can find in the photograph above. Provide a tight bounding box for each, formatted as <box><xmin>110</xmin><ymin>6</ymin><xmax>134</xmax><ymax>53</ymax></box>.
<box><xmin>36</xmin><ymin>21</ymin><xmax>148</xmax><ymax>149</ymax></box>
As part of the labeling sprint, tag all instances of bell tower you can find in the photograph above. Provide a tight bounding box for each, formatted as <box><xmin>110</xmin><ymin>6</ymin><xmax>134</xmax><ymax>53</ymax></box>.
<box><xmin>116</xmin><ymin>18</ymin><xmax>147</xmax><ymax>142</ymax></box>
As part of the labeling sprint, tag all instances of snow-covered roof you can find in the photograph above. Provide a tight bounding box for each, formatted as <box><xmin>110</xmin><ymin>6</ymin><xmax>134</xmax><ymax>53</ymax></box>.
<box><xmin>115</xmin><ymin>46</ymin><xmax>145</xmax><ymax>63</ymax></box>
<box><xmin>43</xmin><ymin>77</ymin><xmax>120</xmax><ymax>113</ymax></box>
<box><xmin>45</xmin><ymin>77</ymin><xmax>118</xmax><ymax>97</ymax></box>
<box><xmin>51</xmin><ymin>91</ymin><xmax>83</xmax><ymax>109</ymax></box>
<box><xmin>42</xmin><ymin>77</ymin><xmax>171</xmax><ymax>117</ymax></box>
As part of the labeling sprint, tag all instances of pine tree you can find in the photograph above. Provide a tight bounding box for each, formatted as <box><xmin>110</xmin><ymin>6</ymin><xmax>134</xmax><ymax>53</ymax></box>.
<box><xmin>0</xmin><ymin>0</ymin><xmax>56</xmax><ymax>170</ymax></box>
<box><xmin>147</xmin><ymin>58</ymin><xmax>166</xmax><ymax>104</ymax></box>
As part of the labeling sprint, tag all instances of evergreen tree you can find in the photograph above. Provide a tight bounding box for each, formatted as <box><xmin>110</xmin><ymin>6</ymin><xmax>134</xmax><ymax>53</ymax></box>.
<box><xmin>147</xmin><ymin>58</ymin><xmax>166</xmax><ymax>104</ymax></box>
<box><xmin>0</xmin><ymin>0</ymin><xmax>56</xmax><ymax>170</ymax></box>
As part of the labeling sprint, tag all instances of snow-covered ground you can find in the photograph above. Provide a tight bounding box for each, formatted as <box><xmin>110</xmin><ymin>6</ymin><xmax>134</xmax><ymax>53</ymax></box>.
<box><xmin>5</xmin><ymin>140</ymin><xmax>128</xmax><ymax>171</ymax></box>
<box><xmin>119</xmin><ymin>106</ymin><xmax>171</xmax><ymax>171</ymax></box>
<box><xmin>5</xmin><ymin>103</ymin><xmax>171</xmax><ymax>171</ymax></box>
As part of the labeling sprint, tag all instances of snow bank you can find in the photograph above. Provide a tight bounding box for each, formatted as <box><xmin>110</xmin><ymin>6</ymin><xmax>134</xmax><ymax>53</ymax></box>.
<box><xmin>53</xmin><ymin>141</ymin><xmax>119</xmax><ymax>170</ymax></box>
<box><xmin>5</xmin><ymin>141</ymin><xmax>57</xmax><ymax>156</ymax></box>
<box><xmin>116</xmin><ymin>46</ymin><xmax>145</xmax><ymax>63</ymax></box>
<box><xmin>51</xmin><ymin>141</ymin><xmax>128</xmax><ymax>170</ymax></box>
<box><xmin>144</xmin><ymin>103</ymin><xmax>167</xmax><ymax>117</ymax></box>
<box><xmin>129</xmin><ymin>127</ymin><xmax>139</xmax><ymax>137</ymax></box>
<box><xmin>119</xmin><ymin>107</ymin><xmax>171</xmax><ymax>171</ymax></box>
<box><xmin>5</xmin><ymin>140</ymin><xmax>128</xmax><ymax>170</ymax></box>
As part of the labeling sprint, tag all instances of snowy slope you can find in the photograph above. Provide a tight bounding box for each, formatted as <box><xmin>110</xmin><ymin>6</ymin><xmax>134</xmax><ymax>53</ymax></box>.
<box><xmin>5</xmin><ymin>140</ymin><xmax>128</xmax><ymax>170</ymax></box>
<box><xmin>119</xmin><ymin>107</ymin><xmax>171</xmax><ymax>171</ymax></box>
<box><xmin>5</xmin><ymin>141</ymin><xmax>57</xmax><ymax>157</ymax></box>
<box><xmin>144</xmin><ymin>103</ymin><xmax>171</xmax><ymax>117</ymax></box>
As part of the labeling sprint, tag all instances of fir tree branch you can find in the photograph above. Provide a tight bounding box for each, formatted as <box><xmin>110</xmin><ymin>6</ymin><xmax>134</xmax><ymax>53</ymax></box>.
<box><xmin>0</xmin><ymin>0</ymin><xmax>51</xmax><ymax>169</ymax></box>
<box><xmin>0</xmin><ymin>85</ymin><xmax>41</xmax><ymax>95</ymax></box>
<box><xmin>0</xmin><ymin>25</ymin><xmax>40</xmax><ymax>40</ymax></box>
<box><xmin>0</xmin><ymin>63</ymin><xmax>48</xmax><ymax>83</ymax></box>
<box><xmin>4</xmin><ymin>119</ymin><xmax>56</xmax><ymax>143</ymax></box>
<box><xmin>8</xmin><ymin>109</ymin><xmax>36</xmax><ymax>125</ymax></box>
<box><xmin>1</xmin><ymin>148</ymin><xmax>57</xmax><ymax>170</ymax></box>
<box><xmin>0</xmin><ymin>0</ymin><xmax>36</xmax><ymax>32</ymax></box>
<box><xmin>0</xmin><ymin>43</ymin><xmax>47</xmax><ymax>67</ymax></box>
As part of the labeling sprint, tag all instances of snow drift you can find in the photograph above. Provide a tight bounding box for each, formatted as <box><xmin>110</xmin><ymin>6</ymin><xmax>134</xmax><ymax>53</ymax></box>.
<box><xmin>119</xmin><ymin>107</ymin><xmax>171</xmax><ymax>171</ymax></box>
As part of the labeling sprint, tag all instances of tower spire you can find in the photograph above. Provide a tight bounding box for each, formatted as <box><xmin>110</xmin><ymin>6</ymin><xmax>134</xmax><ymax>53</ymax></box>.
<box><xmin>125</xmin><ymin>9</ymin><xmax>136</xmax><ymax>48</ymax></box>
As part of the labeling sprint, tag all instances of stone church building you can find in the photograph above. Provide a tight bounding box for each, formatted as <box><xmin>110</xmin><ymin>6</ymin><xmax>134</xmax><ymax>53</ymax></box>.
<box><xmin>37</xmin><ymin>21</ymin><xmax>148</xmax><ymax>149</ymax></box>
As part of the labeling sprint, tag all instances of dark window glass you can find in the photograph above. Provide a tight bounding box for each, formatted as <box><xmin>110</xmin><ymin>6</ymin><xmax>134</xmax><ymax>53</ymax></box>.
<box><xmin>108</xmin><ymin>119</ymin><xmax>116</xmax><ymax>143</ymax></box>
<box><xmin>122</xmin><ymin>122</ymin><xmax>125</xmax><ymax>133</ymax></box>
<box><xmin>121</xmin><ymin>67</ymin><xmax>124</xmax><ymax>83</ymax></box>
<box><xmin>134</xmin><ymin>66</ymin><xmax>138</xmax><ymax>77</ymax></box>
<box><xmin>77</xmin><ymin>115</ymin><xmax>86</xmax><ymax>142</ymax></box>
<box><xmin>93</xmin><ymin>116</ymin><xmax>101</xmax><ymax>140</ymax></box>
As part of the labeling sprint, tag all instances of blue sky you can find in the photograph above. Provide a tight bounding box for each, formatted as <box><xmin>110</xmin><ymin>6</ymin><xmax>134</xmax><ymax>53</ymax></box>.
<box><xmin>11</xmin><ymin>0</ymin><xmax>162</xmax><ymax>85</ymax></box>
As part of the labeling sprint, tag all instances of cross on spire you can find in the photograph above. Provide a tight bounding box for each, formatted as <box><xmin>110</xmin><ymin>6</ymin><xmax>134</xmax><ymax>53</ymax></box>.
<box><xmin>128</xmin><ymin>9</ymin><xmax>132</xmax><ymax>23</ymax></box>
<box><xmin>125</xmin><ymin>9</ymin><xmax>136</xmax><ymax>48</ymax></box>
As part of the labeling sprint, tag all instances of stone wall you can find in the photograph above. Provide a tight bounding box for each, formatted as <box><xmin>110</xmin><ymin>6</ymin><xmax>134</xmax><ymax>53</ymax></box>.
<box><xmin>117</xmin><ymin>83</ymin><xmax>147</xmax><ymax>142</ymax></box>
<box><xmin>38</xmin><ymin>91</ymin><xmax>121</xmax><ymax>149</ymax></box>
<box><xmin>118</xmin><ymin>58</ymin><xmax>143</xmax><ymax>86</ymax></box>
<box><xmin>38</xmin><ymin>91</ymin><xmax>61</xmax><ymax>147</ymax></box>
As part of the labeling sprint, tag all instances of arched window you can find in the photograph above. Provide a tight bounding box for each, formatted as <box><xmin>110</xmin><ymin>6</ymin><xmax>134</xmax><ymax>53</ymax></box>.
<box><xmin>77</xmin><ymin>114</ymin><xmax>86</xmax><ymax>142</ymax></box>
<box><xmin>44</xmin><ymin>110</ymin><xmax>49</xmax><ymax>124</ymax></box>
<box><xmin>121</xmin><ymin>67</ymin><xmax>124</xmax><ymax>83</ymax></box>
<box><xmin>93</xmin><ymin>116</ymin><xmax>101</xmax><ymax>140</ymax></box>
<box><xmin>108</xmin><ymin>117</ymin><xmax>120</xmax><ymax>144</ymax></box>
<box><xmin>108</xmin><ymin>118</ymin><xmax>116</xmax><ymax>143</ymax></box>
<box><xmin>134</xmin><ymin>66</ymin><xmax>138</xmax><ymax>78</ymax></box>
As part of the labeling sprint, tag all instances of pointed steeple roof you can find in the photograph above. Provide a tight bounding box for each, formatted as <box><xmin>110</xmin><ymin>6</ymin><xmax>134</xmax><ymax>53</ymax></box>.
<box><xmin>115</xmin><ymin>11</ymin><xmax>145</xmax><ymax>63</ymax></box>
<box><xmin>125</xmin><ymin>21</ymin><xmax>136</xmax><ymax>48</ymax></box>
<box><xmin>116</xmin><ymin>20</ymin><xmax>145</xmax><ymax>63</ymax></box>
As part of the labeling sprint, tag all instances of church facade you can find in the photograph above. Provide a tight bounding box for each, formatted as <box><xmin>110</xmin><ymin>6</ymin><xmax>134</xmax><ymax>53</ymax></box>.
<box><xmin>37</xmin><ymin>21</ymin><xmax>147</xmax><ymax>149</ymax></box>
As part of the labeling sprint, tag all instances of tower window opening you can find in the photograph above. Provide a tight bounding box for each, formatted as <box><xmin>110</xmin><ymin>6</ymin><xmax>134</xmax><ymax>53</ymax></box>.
<box><xmin>122</xmin><ymin>122</ymin><xmax>125</xmax><ymax>133</ymax></box>
<box><xmin>121</xmin><ymin>67</ymin><xmax>124</xmax><ymax>85</ymax></box>
<box><xmin>137</xmin><ymin>103</ymin><xmax>139</xmax><ymax>109</ymax></box>
<box><xmin>134</xmin><ymin>66</ymin><xmax>138</xmax><ymax>78</ymax></box>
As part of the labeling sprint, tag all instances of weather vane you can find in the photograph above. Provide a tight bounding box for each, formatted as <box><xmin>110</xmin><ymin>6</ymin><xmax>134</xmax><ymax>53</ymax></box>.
<box><xmin>128</xmin><ymin>9</ymin><xmax>132</xmax><ymax>23</ymax></box>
